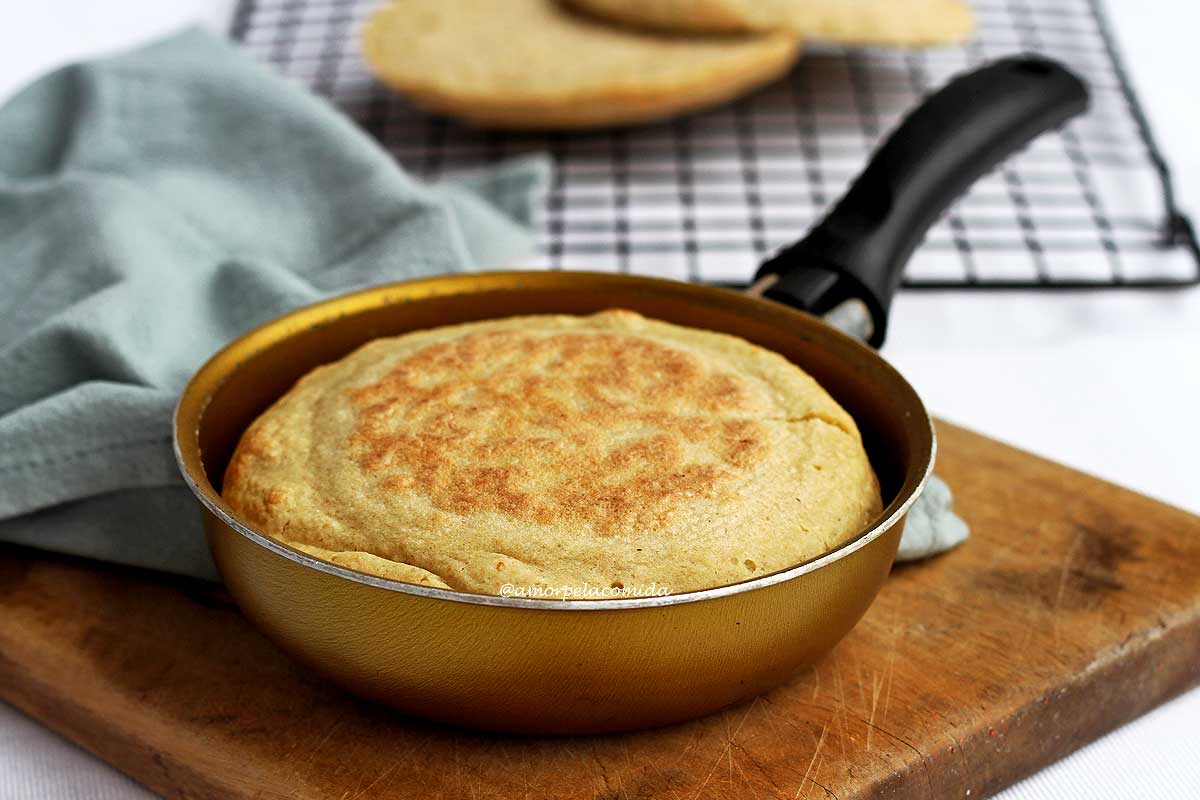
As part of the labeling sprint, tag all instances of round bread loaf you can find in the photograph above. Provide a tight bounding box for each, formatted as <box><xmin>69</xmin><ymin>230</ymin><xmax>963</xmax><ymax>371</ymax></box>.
<box><xmin>562</xmin><ymin>0</ymin><xmax>973</xmax><ymax>45</ymax></box>
<box><xmin>360</xmin><ymin>0</ymin><xmax>801</xmax><ymax>129</ymax></box>
<box><xmin>223</xmin><ymin>310</ymin><xmax>881</xmax><ymax>596</ymax></box>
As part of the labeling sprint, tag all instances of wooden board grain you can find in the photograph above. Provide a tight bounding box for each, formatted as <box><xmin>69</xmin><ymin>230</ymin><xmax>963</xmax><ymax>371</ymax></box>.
<box><xmin>1</xmin><ymin>420</ymin><xmax>1199</xmax><ymax>799</ymax></box>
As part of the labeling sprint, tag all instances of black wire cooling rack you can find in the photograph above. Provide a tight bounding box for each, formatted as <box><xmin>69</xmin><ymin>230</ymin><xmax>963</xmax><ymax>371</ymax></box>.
<box><xmin>231</xmin><ymin>0</ymin><xmax>1200</xmax><ymax>289</ymax></box>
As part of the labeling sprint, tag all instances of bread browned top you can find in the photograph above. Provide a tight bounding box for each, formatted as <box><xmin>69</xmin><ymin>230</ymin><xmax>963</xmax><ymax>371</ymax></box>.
<box><xmin>223</xmin><ymin>310</ymin><xmax>881</xmax><ymax>596</ymax></box>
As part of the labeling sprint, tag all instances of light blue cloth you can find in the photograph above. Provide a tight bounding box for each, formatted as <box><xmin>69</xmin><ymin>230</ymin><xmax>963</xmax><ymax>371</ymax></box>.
<box><xmin>896</xmin><ymin>475</ymin><xmax>968</xmax><ymax>561</ymax></box>
<box><xmin>0</xmin><ymin>29</ymin><xmax>549</xmax><ymax>580</ymax></box>
<box><xmin>0</xmin><ymin>28</ymin><xmax>963</xmax><ymax>582</ymax></box>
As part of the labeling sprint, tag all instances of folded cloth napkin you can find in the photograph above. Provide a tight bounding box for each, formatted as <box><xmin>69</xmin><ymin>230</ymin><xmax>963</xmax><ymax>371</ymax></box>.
<box><xmin>0</xmin><ymin>29</ymin><xmax>549</xmax><ymax>580</ymax></box>
<box><xmin>895</xmin><ymin>475</ymin><xmax>968</xmax><ymax>561</ymax></box>
<box><xmin>0</xmin><ymin>28</ymin><xmax>963</xmax><ymax>583</ymax></box>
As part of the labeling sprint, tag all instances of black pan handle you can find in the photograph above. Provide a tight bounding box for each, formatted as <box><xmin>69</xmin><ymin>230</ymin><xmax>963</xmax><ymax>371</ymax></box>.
<box><xmin>754</xmin><ymin>55</ymin><xmax>1089</xmax><ymax>347</ymax></box>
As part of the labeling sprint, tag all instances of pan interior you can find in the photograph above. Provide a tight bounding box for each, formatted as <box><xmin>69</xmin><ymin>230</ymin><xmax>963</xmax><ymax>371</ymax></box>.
<box><xmin>179</xmin><ymin>272</ymin><xmax>931</xmax><ymax>601</ymax></box>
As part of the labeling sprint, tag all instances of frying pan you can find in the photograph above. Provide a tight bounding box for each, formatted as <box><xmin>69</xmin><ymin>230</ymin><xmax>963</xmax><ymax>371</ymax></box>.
<box><xmin>174</xmin><ymin>57</ymin><xmax>1088</xmax><ymax>735</ymax></box>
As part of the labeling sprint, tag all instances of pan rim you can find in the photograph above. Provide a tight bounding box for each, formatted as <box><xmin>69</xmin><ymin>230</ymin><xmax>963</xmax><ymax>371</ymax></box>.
<box><xmin>174</xmin><ymin>271</ymin><xmax>935</xmax><ymax>612</ymax></box>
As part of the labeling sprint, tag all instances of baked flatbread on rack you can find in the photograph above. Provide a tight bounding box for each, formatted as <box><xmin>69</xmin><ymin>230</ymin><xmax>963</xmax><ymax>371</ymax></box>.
<box><xmin>361</xmin><ymin>0</ymin><xmax>801</xmax><ymax>129</ymax></box>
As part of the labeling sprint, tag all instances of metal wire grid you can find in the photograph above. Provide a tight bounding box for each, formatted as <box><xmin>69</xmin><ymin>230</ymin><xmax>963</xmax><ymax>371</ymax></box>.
<box><xmin>231</xmin><ymin>0</ymin><xmax>1200</xmax><ymax>288</ymax></box>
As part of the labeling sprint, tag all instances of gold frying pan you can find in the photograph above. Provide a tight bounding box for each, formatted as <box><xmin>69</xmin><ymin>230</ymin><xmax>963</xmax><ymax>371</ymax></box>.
<box><xmin>174</xmin><ymin>57</ymin><xmax>1088</xmax><ymax>734</ymax></box>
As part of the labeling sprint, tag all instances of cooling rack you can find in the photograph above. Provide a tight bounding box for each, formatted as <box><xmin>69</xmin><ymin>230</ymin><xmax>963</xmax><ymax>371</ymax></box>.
<box><xmin>231</xmin><ymin>0</ymin><xmax>1200</xmax><ymax>288</ymax></box>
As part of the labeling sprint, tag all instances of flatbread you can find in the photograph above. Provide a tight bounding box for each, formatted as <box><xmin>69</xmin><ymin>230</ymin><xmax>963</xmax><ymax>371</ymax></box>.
<box><xmin>361</xmin><ymin>0</ymin><xmax>801</xmax><ymax>129</ymax></box>
<box><xmin>224</xmin><ymin>311</ymin><xmax>882</xmax><ymax>596</ymax></box>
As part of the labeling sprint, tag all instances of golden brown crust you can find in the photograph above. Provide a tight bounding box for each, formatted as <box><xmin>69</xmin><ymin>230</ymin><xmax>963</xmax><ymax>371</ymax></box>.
<box><xmin>223</xmin><ymin>310</ymin><xmax>882</xmax><ymax>596</ymax></box>
<box><xmin>348</xmin><ymin>328</ymin><xmax>774</xmax><ymax>534</ymax></box>
<box><xmin>360</xmin><ymin>0</ymin><xmax>801</xmax><ymax>130</ymax></box>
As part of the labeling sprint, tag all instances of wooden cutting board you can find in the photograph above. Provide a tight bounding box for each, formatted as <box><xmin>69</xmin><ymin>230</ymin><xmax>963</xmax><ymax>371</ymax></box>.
<box><xmin>2</xmin><ymin>420</ymin><xmax>1199</xmax><ymax>799</ymax></box>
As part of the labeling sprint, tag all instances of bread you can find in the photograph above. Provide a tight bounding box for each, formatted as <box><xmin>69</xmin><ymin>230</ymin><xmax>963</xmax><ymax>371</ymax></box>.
<box><xmin>360</xmin><ymin>0</ymin><xmax>801</xmax><ymax>129</ymax></box>
<box><xmin>562</xmin><ymin>0</ymin><xmax>974</xmax><ymax>46</ymax></box>
<box><xmin>223</xmin><ymin>310</ymin><xmax>881</xmax><ymax>596</ymax></box>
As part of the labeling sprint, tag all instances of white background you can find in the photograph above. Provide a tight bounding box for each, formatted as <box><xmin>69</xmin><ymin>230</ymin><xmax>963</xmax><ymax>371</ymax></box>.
<box><xmin>1</xmin><ymin>1</ymin><xmax>1197</xmax><ymax>797</ymax></box>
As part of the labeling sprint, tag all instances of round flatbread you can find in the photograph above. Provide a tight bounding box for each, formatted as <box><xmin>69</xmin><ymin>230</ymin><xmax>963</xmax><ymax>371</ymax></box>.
<box><xmin>361</xmin><ymin>0</ymin><xmax>801</xmax><ymax>129</ymax></box>
<box><xmin>562</xmin><ymin>0</ymin><xmax>974</xmax><ymax>45</ymax></box>
<box><xmin>223</xmin><ymin>311</ymin><xmax>882</xmax><ymax>596</ymax></box>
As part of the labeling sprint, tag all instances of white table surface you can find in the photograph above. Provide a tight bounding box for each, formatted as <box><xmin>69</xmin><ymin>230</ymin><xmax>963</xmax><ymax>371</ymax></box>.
<box><xmin>1</xmin><ymin>1</ymin><xmax>1197</xmax><ymax>798</ymax></box>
